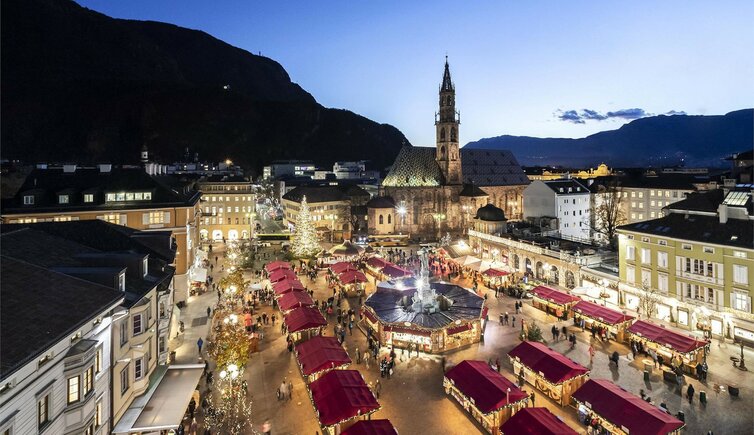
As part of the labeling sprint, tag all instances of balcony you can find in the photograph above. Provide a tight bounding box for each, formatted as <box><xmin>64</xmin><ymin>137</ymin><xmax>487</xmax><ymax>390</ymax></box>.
<box><xmin>468</xmin><ymin>229</ymin><xmax>603</xmax><ymax>266</ymax></box>
<box><xmin>676</xmin><ymin>270</ymin><xmax>724</xmax><ymax>286</ymax></box>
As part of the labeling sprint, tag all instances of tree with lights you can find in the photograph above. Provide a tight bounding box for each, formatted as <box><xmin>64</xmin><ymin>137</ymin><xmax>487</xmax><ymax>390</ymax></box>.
<box><xmin>292</xmin><ymin>195</ymin><xmax>321</xmax><ymax>258</ymax></box>
<box><xmin>218</xmin><ymin>270</ymin><xmax>249</xmax><ymax>300</ymax></box>
<box><xmin>204</xmin><ymin>363</ymin><xmax>256</xmax><ymax>435</ymax></box>
<box><xmin>209</xmin><ymin>313</ymin><xmax>252</xmax><ymax>368</ymax></box>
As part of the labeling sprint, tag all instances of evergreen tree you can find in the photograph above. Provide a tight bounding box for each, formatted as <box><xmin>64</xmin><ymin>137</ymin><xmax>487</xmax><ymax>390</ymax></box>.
<box><xmin>292</xmin><ymin>195</ymin><xmax>320</xmax><ymax>258</ymax></box>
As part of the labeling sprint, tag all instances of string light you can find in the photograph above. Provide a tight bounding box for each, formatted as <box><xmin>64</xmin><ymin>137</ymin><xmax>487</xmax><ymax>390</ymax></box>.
<box><xmin>292</xmin><ymin>195</ymin><xmax>321</xmax><ymax>258</ymax></box>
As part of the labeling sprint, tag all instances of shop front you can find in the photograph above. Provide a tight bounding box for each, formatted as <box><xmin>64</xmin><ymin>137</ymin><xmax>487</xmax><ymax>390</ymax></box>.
<box><xmin>508</xmin><ymin>341</ymin><xmax>589</xmax><ymax>406</ymax></box>
<box><xmin>572</xmin><ymin>300</ymin><xmax>635</xmax><ymax>343</ymax></box>
<box><xmin>444</xmin><ymin>360</ymin><xmax>529</xmax><ymax>434</ymax></box>
<box><xmin>627</xmin><ymin>320</ymin><xmax>709</xmax><ymax>377</ymax></box>
<box><xmin>384</xmin><ymin>325</ymin><xmax>432</xmax><ymax>353</ymax></box>
<box><xmin>530</xmin><ymin>286</ymin><xmax>580</xmax><ymax>320</ymax></box>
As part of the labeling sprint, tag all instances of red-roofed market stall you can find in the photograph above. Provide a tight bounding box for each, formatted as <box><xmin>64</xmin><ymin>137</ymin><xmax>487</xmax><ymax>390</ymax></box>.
<box><xmin>341</xmin><ymin>419</ymin><xmax>397</xmax><ymax>435</ymax></box>
<box><xmin>627</xmin><ymin>320</ymin><xmax>709</xmax><ymax>376</ymax></box>
<box><xmin>572</xmin><ymin>300</ymin><xmax>635</xmax><ymax>342</ymax></box>
<box><xmin>530</xmin><ymin>286</ymin><xmax>580</xmax><ymax>319</ymax></box>
<box><xmin>295</xmin><ymin>335</ymin><xmax>351</xmax><ymax>382</ymax></box>
<box><xmin>284</xmin><ymin>306</ymin><xmax>327</xmax><ymax>342</ymax></box>
<box><xmin>277</xmin><ymin>290</ymin><xmax>314</xmax><ymax>313</ymax></box>
<box><xmin>308</xmin><ymin>369</ymin><xmax>381</xmax><ymax>435</ymax></box>
<box><xmin>500</xmin><ymin>407</ymin><xmax>577</xmax><ymax>435</ymax></box>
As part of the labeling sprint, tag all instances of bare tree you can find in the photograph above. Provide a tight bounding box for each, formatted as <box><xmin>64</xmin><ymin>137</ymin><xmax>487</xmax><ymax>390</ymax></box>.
<box><xmin>638</xmin><ymin>281</ymin><xmax>660</xmax><ymax>320</ymax></box>
<box><xmin>590</xmin><ymin>180</ymin><xmax>626</xmax><ymax>247</ymax></box>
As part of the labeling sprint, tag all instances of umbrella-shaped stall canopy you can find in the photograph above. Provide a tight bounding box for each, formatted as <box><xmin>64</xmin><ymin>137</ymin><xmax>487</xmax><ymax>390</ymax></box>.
<box><xmin>338</xmin><ymin>270</ymin><xmax>368</xmax><ymax>284</ymax></box>
<box><xmin>483</xmin><ymin>268</ymin><xmax>509</xmax><ymax>277</ymax></box>
<box><xmin>452</xmin><ymin>255</ymin><xmax>482</xmax><ymax>267</ymax></box>
<box><xmin>278</xmin><ymin>290</ymin><xmax>315</xmax><ymax>312</ymax></box>
<box><xmin>284</xmin><ymin>306</ymin><xmax>327</xmax><ymax>333</ymax></box>
<box><xmin>265</xmin><ymin>260</ymin><xmax>291</xmax><ymax>272</ymax></box>
<box><xmin>329</xmin><ymin>240</ymin><xmax>365</xmax><ymax>257</ymax></box>
<box><xmin>269</xmin><ymin>269</ymin><xmax>297</xmax><ymax>283</ymax></box>
<box><xmin>309</xmin><ymin>370</ymin><xmax>380</xmax><ymax>428</ymax></box>
<box><xmin>330</xmin><ymin>261</ymin><xmax>357</xmax><ymax>275</ymax></box>
<box><xmin>273</xmin><ymin>279</ymin><xmax>306</xmax><ymax>295</ymax></box>
<box><xmin>295</xmin><ymin>335</ymin><xmax>351</xmax><ymax>377</ymax></box>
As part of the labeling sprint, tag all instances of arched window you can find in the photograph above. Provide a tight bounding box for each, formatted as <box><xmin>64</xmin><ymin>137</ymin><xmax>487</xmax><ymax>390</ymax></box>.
<box><xmin>451</xmin><ymin>127</ymin><xmax>456</xmax><ymax>141</ymax></box>
<box><xmin>440</xmin><ymin>145</ymin><xmax>446</xmax><ymax>158</ymax></box>
<box><xmin>379</xmin><ymin>214</ymin><xmax>383</xmax><ymax>225</ymax></box>
<box><xmin>446</xmin><ymin>96</ymin><xmax>452</xmax><ymax>106</ymax></box>
<box><xmin>440</xmin><ymin>128</ymin><xmax>446</xmax><ymax>141</ymax></box>
<box><xmin>387</xmin><ymin>214</ymin><xmax>392</xmax><ymax>224</ymax></box>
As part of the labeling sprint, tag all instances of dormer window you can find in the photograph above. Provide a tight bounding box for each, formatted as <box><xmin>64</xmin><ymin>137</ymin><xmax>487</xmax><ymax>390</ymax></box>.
<box><xmin>58</xmin><ymin>194</ymin><xmax>70</xmax><ymax>204</ymax></box>
<box><xmin>143</xmin><ymin>257</ymin><xmax>149</xmax><ymax>277</ymax></box>
<box><xmin>23</xmin><ymin>195</ymin><xmax>34</xmax><ymax>205</ymax></box>
<box><xmin>84</xmin><ymin>194</ymin><xmax>94</xmax><ymax>203</ymax></box>
<box><xmin>118</xmin><ymin>273</ymin><xmax>126</xmax><ymax>291</ymax></box>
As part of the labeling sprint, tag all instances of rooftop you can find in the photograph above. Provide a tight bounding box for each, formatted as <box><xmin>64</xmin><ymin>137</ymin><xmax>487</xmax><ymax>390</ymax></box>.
<box><xmin>542</xmin><ymin>179</ymin><xmax>589</xmax><ymax>194</ymax></box>
<box><xmin>618</xmin><ymin>212</ymin><xmax>753</xmax><ymax>249</ymax></box>
<box><xmin>282</xmin><ymin>184</ymin><xmax>370</xmax><ymax>203</ymax></box>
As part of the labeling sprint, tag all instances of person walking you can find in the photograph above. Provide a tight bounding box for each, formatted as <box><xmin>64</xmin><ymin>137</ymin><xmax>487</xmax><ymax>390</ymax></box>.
<box><xmin>551</xmin><ymin>325</ymin><xmax>558</xmax><ymax>341</ymax></box>
<box><xmin>687</xmin><ymin>384</ymin><xmax>695</xmax><ymax>403</ymax></box>
<box><xmin>197</xmin><ymin>337</ymin><xmax>204</xmax><ymax>354</ymax></box>
<box><xmin>288</xmin><ymin>380</ymin><xmax>293</xmax><ymax>400</ymax></box>
<box><xmin>356</xmin><ymin>347</ymin><xmax>361</xmax><ymax>364</ymax></box>
<box><xmin>279</xmin><ymin>380</ymin><xmax>289</xmax><ymax>402</ymax></box>
<box><xmin>375</xmin><ymin>379</ymin><xmax>382</xmax><ymax>399</ymax></box>
<box><xmin>588</xmin><ymin>344</ymin><xmax>595</xmax><ymax>364</ymax></box>
<box><xmin>206</xmin><ymin>306</ymin><xmax>212</xmax><ymax>318</ymax></box>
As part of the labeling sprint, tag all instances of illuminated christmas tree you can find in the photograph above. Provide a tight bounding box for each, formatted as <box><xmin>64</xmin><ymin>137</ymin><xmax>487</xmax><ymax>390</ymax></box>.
<box><xmin>204</xmin><ymin>364</ymin><xmax>255</xmax><ymax>435</ymax></box>
<box><xmin>292</xmin><ymin>195</ymin><xmax>320</xmax><ymax>258</ymax></box>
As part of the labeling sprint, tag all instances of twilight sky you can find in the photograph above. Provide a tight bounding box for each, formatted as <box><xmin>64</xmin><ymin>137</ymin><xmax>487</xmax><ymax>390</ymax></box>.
<box><xmin>78</xmin><ymin>0</ymin><xmax>754</xmax><ymax>146</ymax></box>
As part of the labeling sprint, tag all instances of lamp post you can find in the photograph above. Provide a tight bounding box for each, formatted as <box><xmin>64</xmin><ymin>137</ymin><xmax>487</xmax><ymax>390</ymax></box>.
<box><xmin>432</xmin><ymin>213</ymin><xmax>446</xmax><ymax>241</ymax></box>
<box><xmin>396</xmin><ymin>205</ymin><xmax>407</xmax><ymax>235</ymax></box>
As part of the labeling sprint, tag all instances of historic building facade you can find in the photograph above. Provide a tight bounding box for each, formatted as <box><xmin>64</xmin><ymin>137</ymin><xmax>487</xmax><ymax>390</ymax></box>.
<box><xmin>197</xmin><ymin>175</ymin><xmax>255</xmax><ymax>242</ymax></box>
<box><xmin>381</xmin><ymin>59</ymin><xmax>529</xmax><ymax>238</ymax></box>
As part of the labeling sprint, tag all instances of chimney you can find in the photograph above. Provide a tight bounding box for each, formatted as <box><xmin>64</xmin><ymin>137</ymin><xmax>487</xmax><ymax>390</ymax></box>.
<box><xmin>718</xmin><ymin>203</ymin><xmax>728</xmax><ymax>224</ymax></box>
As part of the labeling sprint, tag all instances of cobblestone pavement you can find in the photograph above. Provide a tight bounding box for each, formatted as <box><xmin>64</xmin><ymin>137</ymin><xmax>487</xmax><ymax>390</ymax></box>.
<box><xmin>177</xmin><ymin>244</ymin><xmax>754</xmax><ymax>434</ymax></box>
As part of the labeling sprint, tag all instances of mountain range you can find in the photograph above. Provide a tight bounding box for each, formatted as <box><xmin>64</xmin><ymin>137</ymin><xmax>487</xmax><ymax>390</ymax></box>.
<box><xmin>466</xmin><ymin>109</ymin><xmax>753</xmax><ymax>168</ymax></box>
<box><xmin>1</xmin><ymin>0</ymin><xmax>408</xmax><ymax>174</ymax></box>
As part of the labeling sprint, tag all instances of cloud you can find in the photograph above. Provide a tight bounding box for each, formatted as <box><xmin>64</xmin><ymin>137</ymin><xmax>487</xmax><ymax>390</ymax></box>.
<box><xmin>605</xmin><ymin>108</ymin><xmax>648</xmax><ymax>120</ymax></box>
<box><xmin>554</xmin><ymin>107</ymin><xmax>687</xmax><ymax>123</ymax></box>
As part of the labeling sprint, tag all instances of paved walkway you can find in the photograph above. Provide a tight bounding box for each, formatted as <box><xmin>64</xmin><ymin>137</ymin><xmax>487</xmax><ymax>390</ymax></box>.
<box><xmin>175</xmin><ymin>245</ymin><xmax>754</xmax><ymax>434</ymax></box>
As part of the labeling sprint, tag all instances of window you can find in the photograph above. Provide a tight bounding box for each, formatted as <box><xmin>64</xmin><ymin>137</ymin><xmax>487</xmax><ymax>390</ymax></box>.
<box><xmin>650</xmin><ymin>212</ymin><xmax>656</xmax><ymax>218</ymax></box>
<box><xmin>84</xmin><ymin>423</ymin><xmax>94</xmax><ymax>435</ymax></box>
<box><xmin>159</xmin><ymin>336</ymin><xmax>167</xmax><ymax>353</ymax></box>
<box><xmin>135</xmin><ymin>357</ymin><xmax>144</xmax><ymax>380</ymax></box>
<box><xmin>702</xmin><ymin>246</ymin><xmax>714</xmax><ymax>254</ymax></box>
<box><xmin>147</xmin><ymin>211</ymin><xmax>165</xmax><ymax>224</ymax></box>
<box><xmin>133</xmin><ymin>313</ymin><xmax>143</xmax><ymax>336</ymax></box>
<box><xmin>95</xmin><ymin>400</ymin><xmax>102</xmax><ymax>427</ymax></box>
<box><xmin>657</xmin><ymin>251</ymin><xmax>668</xmax><ymax>268</ymax></box>
<box><xmin>658</xmin><ymin>274</ymin><xmax>668</xmax><ymax>292</ymax></box>
<box><xmin>67</xmin><ymin>376</ymin><xmax>80</xmax><ymax>403</ymax></box>
<box><xmin>95</xmin><ymin>347</ymin><xmax>102</xmax><ymax>374</ymax></box>
<box><xmin>379</xmin><ymin>215</ymin><xmax>383</xmax><ymax>225</ymax></box>
<box><xmin>641</xmin><ymin>269</ymin><xmax>652</xmax><ymax>287</ymax></box>
<box><xmin>631</xmin><ymin>192</ymin><xmax>636</xmax><ymax>198</ymax></box>
<box><xmin>388</xmin><ymin>214</ymin><xmax>392</xmax><ymax>224</ymax></box>
<box><xmin>120</xmin><ymin>322</ymin><xmax>128</xmax><ymax>345</ymax></box>
<box><xmin>58</xmin><ymin>194</ymin><xmax>70</xmax><ymax>204</ymax></box>
<box><xmin>733</xmin><ymin>265</ymin><xmax>749</xmax><ymax>285</ymax></box>
<box><xmin>38</xmin><ymin>394</ymin><xmax>50</xmax><ymax>427</ymax></box>
<box><xmin>638</xmin><ymin>191</ymin><xmax>644</xmax><ymax>198</ymax></box>
<box><xmin>23</xmin><ymin>195</ymin><xmax>34</xmax><ymax>205</ymax></box>
<box><xmin>626</xmin><ymin>245</ymin><xmax>635</xmax><ymax>261</ymax></box>
<box><xmin>734</xmin><ymin>251</ymin><xmax>747</xmax><ymax>259</ymax></box>
<box><xmin>626</xmin><ymin>265</ymin><xmax>635</xmax><ymax>284</ymax></box>
<box><xmin>118</xmin><ymin>273</ymin><xmax>126</xmax><ymax>291</ymax></box>
<box><xmin>641</xmin><ymin>248</ymin><xmax>651</xmax><ymax>264</ymax></box>
<box><xmin>681</xmin><ymin>243</ymin><xmax>692</xmax><ymax>250</ymax></box>
<box><xmin>732</xmin><ymin>291</ymin><xmax>751</xmax><ymax>313</ymax></box>
<box><xmin>631</xmin><ymin>212</ymin><xmax>636</xmax><ymax>219</ymax></box>
<box><xmin>120</xmin><ymin>365</ymin><xmax>130</xmax><ymax>394</ymax></box>
<box><xmin>83</xmin><ymin>366</ymin><xmax>93</xmax><ymax>397</ymax></box>
<box><xmin>658</xmin><ymin>239</ymin><xmax>667</xmax><ymax>246</ymax></box>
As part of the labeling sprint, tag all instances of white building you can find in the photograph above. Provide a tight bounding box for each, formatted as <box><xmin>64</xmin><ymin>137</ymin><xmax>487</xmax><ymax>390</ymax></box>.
<box><xmin>0</xmin><ymin>252</ymin><xmax>123</xmax><ymax>435</ymax></box>
<box><xmin>523</xmin><ymin>179</ymin><xmax>591</xmax><ymax>242</ymax></box>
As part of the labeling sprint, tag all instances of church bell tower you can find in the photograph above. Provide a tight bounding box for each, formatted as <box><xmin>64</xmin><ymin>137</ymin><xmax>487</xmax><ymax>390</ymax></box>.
<box><xmin>435</xmin><ymin>57</ymin><xmax>462</xmax><ymax>184</ymax></box>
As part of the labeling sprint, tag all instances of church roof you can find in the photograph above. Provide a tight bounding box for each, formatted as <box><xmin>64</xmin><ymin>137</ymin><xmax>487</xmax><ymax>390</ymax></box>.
<box><xmin>382</xmin><ymin>146</ymin><xmax>529</xmax><ymax>188</ymax></box>
<box><xmin>441</xmin><ymin>58</ymin><xmax>454</xmax><ymax>92</ymax></box>
<box><xmin>366</xmin><ymin>196</ymin><xmax>396</xmax><ymax>209</ymax></box>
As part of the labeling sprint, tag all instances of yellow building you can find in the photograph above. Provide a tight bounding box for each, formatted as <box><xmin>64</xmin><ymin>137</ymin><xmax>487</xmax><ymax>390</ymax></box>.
<box><xmin>197</xmin><ymin>175</ymin><xmax>255</xmax><ymax>241</ymax></box>
<box><xmin>617</xmin><ymin>187</ymin><xmax>754</xmax><ymax>344</ymax></box>
<box><xmin>527</xmin><ymin>163</ymin><xmax>612</xmax><ymax>181</ymax></box>
<box><xmin>0</xmin><ymin>164</ymin><xmax>200</xmax><ymax>302</ymax></box>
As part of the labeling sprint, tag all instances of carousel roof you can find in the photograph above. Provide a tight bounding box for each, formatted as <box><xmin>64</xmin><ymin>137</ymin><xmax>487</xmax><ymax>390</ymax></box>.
<box><xmin>444</xmin><ymin>360</ymin><xmax>528</xmax><ymax>414</ymax></box>
<box><xmin>265</xmin><ymin>260</ymin><xmax>291</xmax><ymax>272</ymax></box>
<box><xmin>530</xmin><ymin>286</ymin><xmax>580</xmax><ymax>305</ymax></box>
<box><xmin>273</xmin><ymin>279</ymin><xmax>305</xmax><ymax>295</ymax></box>
<box><xmin>627</xmin><ymin>320</ymin><xmax>708</xmax><ymax>354</ymax></box>
<box><xmin>309</xmin><ymin>370</ymin><xmax>380</xmax><ymax>427</ymax></box>
<box><xmin>572</xmin><ymin>379</ymin><xmax>684</xmax><ymax>435</ymax></box>
<box><xmin>284</xmin><ymin>306</ymin><xmax>327</xmax><ymax>333</ymax></box>
<box><xmin>330</xmin><ymin>261</ymin><xmax>357</xmax><ymax>274</ymax></box>
<box><xmin>278</xmin><ymin>290</ymin><xmax>314</xmax><ymax>311</ymax></box>
<box><xmin>269</xmin><ymin>269</ymin><xmax>297</xmax><ymax>283</ymax></box>
<box><xmin>341</xmin><ymin>419</ymin><xmax>398</xmax><ymax>435</ymax></box>
<box><xmin>572</xmin><ymin>300</ymin><xmax>634</xmax><ymax>325</ymax></box>
<box><xmin>295</xmin><ymin>335</ymin><xmax>351</xmax><ymax>376</ymax></box>
<box><xmin>329</xmin><ymin>240</ymin><xmax>364</xmax><ymax>256</ymax></box>
<box><xmin>500</xmin><ymin>408</ymin><xmax>577</xmax><ymax>435</ymax></box>
<box><xmin>364</xmin><ymin>281</ymin><xmax>484</xmax><ymax>329</ymax></box>
<box><xmin>339</xmin><ymin>270</ymin><xmax>368</xmax><ymax>284</ymax></box>
<box><xmin>507</xmin><ymin>341</ymin><xmax>589</xmax><ymax>384</ymax></box>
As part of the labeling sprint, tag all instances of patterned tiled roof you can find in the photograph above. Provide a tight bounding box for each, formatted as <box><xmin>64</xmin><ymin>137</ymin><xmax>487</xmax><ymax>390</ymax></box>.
<box><xmin>382</xmin><ymin>146</ymin><xmax>528</xmax><ymax>188</ymax></box>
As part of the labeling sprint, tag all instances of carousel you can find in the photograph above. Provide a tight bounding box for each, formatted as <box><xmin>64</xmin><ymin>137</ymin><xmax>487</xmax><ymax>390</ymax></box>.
<box><xmin>362</xmin><ymin>250</ymin><xmax>486</xmax><ymax>353</ymax></box>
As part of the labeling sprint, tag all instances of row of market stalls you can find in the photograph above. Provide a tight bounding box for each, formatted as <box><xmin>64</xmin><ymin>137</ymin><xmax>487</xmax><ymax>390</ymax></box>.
<box><xmin>365</xmin><ymin>257</ymin><xmax>413</xmax><ymax>281</ymax></box>
<box><xmin>443</xmin><ymin>360</ymin><xmax>576</xmax><ymax>435</ymax></box>
<box><xmin>328</xmin><ymin>261</ymin><xmax>369</xmax><ymax>296</ymax></box>
<box><xmin>528</xmin><ymin>285</ymin><xmax>709</xmax><ymax>376</ymax></box>
<box><xmin>267</xmin><ymin>260</ymin><xmax>398</xmax><ymax>435</ymax></box>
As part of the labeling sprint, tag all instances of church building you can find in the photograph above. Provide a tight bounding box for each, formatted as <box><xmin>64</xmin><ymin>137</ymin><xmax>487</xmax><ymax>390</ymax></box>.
<box><xmin>381</xmin><ymin>58</ymin><xmax>529</xmax><ymax>237</ymax></box>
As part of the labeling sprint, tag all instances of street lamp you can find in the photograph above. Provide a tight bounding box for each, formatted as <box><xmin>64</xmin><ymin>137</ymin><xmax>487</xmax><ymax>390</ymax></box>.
<box><xmin>396</xmin><ymin>206</ymin><xmax>407</xmax><ymax>235</ymax></box>
<box><xmin>432</xmin><ymin>213</ymin><xmax>446</xmax><ymax>241</ymax></box>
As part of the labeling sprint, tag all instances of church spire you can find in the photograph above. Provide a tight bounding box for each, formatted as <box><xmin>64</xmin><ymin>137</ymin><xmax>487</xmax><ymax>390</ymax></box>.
<box><xmin>441</xmin><ymin>56</ymin><xmax>454</xmax><ymax>92</ymax></box>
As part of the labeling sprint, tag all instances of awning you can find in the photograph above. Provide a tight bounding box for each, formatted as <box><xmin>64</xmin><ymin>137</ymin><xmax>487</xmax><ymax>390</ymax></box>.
<box><xmin>444</xmin><ymin>360</ymin><xmax>528</xmax><ymax>414</ymax></box>
<box><xmin>572</xmin><ymin>300</ymin><xmax>634</xmax><ymax>326</ymax></box>
<box><xmin>508</xmin><ymin>341</ymin><xmax>589</xmax><ymax>384</ymax></box>
<box><xmin>447</xmin><ymin>323</ymin><xmax>473</xmax><ymax>335</ymax></box>
<box><xmin>341</xmin><ymin>419</ymin><xmax>398</xmax><ymax>435</ymax></box>
<box><xmin>112</xmin><ymin>364</ymin><xmax>204</xmax><ymax>434</ymax></box>
<box><xmin>295</xmin><ymin>335</ymin><xmax>351</xmax><ymax>376</ymax></box>
<box><xmin>500</xmin><ymin>408</ymin><xmax>577</xmax><ymax>435</ymax></box>
<box><xmin>531</xmin><ymin>286</ymin><xmax>580</xmax><ymax>306</ymax></box>
<box><xmin>284</xmin><ymin>306</ymin><xmax>327</xmax><ymax>333</ymax></box>
<box><xmin>627</xmin><ymin>320</ymin><xmax>709</xmax><ymax>354</ymax></box>
<box><xmin>309</xmin><ymin>370</ymin><xmax>380</xmax><ymax>427</ymax></box>
<box><xmin>572</xmin><ymin>379</ymin><xmax>684</xmax><ymax>435</ymax></box>
<box><xmin>278</xmin><ymin>291</ymin><xmax>314</xmax><ymax>312</ymax></box>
